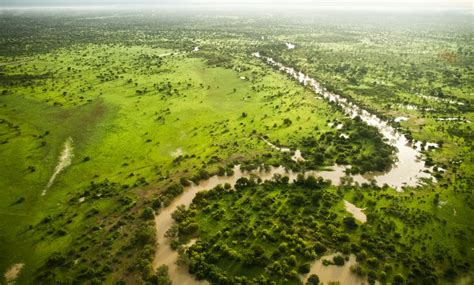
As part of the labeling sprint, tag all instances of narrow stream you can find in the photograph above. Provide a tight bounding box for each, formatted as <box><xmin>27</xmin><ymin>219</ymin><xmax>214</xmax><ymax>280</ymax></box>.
<box><xmin>254</xmin><ymin>52</ymin><xmax>435</xmax><ymax>189</ymax></box>
<box><xmin>153</xmin><ymin>53</ymin><xmax>438</xmax><ymax>284</ymax></box>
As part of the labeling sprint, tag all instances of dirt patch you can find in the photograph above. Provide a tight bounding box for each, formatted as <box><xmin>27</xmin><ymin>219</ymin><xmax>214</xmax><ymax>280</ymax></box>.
<box><xmin>302</xmin><ymin>253</ymin><xmax>365</xmax><ymax>285</ymax></box>
<box><xmin>42</xmin><ymin>137</ymin><xmax>74</xmax><ymax>196</ymax></box>
<box><xmin>171</xmin><ymin>147</ymin><xmax>183</xmax><ymax>157</ymax></box>
<box><xmin>344</xmin><ymin>200</ymin><xmax>367</xmax><ymax>223</ymax></box>
<box><xmin>4</xmin><ymin>263</ymin><xmax>24</xmax><ymax>285</ymax></box>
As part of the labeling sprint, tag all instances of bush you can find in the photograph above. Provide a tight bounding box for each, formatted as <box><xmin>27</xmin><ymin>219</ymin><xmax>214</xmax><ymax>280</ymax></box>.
<box><xmin>306</xmin><ymin>274</ymin><xmax>320</xmax><ymax>285</ymax></box>
<box><xmin>45</xmin><ymin>253</ymin><xmax>66</xmax><ymax>267</ymax></box>
<box><xmin>179</xmin><ymin>177</ymin><xmax>191</xmax><ymax>187</ymax></box>
<box><xmin>298</xmin><ymin>263</ymin><xmax>311</xmax><ymax>274</ymax></box>
<box><xmin>314</xmin><ymin>242</ymin><xmax>327</xmax><ymax>254</ymax></box>
<box><xmin>343</xmin><ymin>216</ymin><xmax>358</xmax><ymax>230</ymax></box>
<box><xmin>333</xmin><ymin>254</ymin><xmax>345</xmax><ymax>266</ymax></box>
<box><xmin>134</xmin><ymin>226</ymin><xmax>155</xmax><ymax>246</ymax></box>
<box><xmin>393</xmin><ymin>273</ymin><xmax>405</xmax><ymax>285</ymax></box>
<box><xmin>235</xmin><ymin>177</ymin><xmax>253</xmax><ymax>189</ymax></box>
<box><xmin>149</xmin><ymin>265</ymin><xmax>172</xmax><ymax>285</ymax></box>
<box><xmin>151</xmin><ymin>198</ymin><xmax>161</xmax><ymax>210</ymax></box>
<box><xmin>141</xmin><ymin>207</ymin><xmax>155</xmax><ymax>220</ymax></box>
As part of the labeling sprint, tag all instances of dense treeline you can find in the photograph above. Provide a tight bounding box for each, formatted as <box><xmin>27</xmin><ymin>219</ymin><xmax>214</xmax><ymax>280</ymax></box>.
<box><xmin>171</xmin><ymin>175</ymin><xmax>470</xmax><ymax>284</ymax></box>
<box><xmin>297</xmin><ymin>116</ymin><xmax>395</xmax><ymax>174</ymax></box>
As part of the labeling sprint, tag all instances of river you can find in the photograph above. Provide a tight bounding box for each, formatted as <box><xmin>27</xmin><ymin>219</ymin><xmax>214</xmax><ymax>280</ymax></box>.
<box><xmin>152</xmin><ymin>52</ymin><xmax>438</xmax><ymax>284</ymax></box>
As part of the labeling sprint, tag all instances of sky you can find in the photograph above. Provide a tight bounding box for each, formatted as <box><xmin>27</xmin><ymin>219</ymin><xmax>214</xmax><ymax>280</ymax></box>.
<box><xmin>1</xmin><ymin>0</ymin><xmax>472</xmax><ymax>9</ymax></box>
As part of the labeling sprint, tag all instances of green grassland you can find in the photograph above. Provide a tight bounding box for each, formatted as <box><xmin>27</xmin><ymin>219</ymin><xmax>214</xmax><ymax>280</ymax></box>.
<box><xmin>0</xmin><ymin>42</ymin><xmax>395</xmax><ymax>283</ymax></box>
<box><xmin>259</xmin><ymin>21</ymin><xmax>473</xmax><ymax>171</ymax></box>
<box><xmin>0</xmin><ymin>10</ymin><xmax>472</xmax><ymax>285</ymax></box>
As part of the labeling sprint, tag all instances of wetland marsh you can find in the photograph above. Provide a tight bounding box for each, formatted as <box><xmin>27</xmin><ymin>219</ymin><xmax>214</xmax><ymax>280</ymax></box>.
<box><xmin>0</xmin><ymin>4</ymin><xmax>472</xmax><ymax>285</ymax></box>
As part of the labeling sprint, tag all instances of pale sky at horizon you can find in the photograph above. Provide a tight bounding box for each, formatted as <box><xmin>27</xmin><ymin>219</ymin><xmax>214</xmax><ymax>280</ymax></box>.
<box><xmin>1</xmin><ymin>0</ymin><xmax>472</xmax><ymax>9</ymax></box>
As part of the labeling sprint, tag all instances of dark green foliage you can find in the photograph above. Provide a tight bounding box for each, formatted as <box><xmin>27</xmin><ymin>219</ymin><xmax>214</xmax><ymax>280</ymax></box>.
<box><xmin>333</xmin><ymin>255</ymin><xmax>345</xmax><ymax>266</ymax></box>
<box><xmin>306</xmin><ymin>274</ymin><xmax>320</xmax><ymax>285</ymax></box>
<box><xmin>180</xmin><ymin>177</ymin><xmax>191</xmax><ymax>187</ymax></box>
<box><xmin>343</xmin><ymin>216</ymin><xmax>358</xmax><ymax>230</ymax></box>
<box><xmin>297</xmin><ymin>117</ymin><xmax>395</xmax><ymax>174</ymax></box>
<box><xmin>174</xmin><ymin>179</ymin><xmax>353</xmax><ymax>284</ymax></box>
<box><xmin>133</xmin><ymin>225</ymin><xmax>155</xmax><ymax>246</ymax></box>
<box><xmin>298</xmin><ymin>263</ymin><xmax>311</xmax><ymax>274</ymax></box>
<box><xmin>149</xmin><ymin>265</ymin><xmax>172</xmax><ymax>285</ymax></box>
<box><xmin>141</xmin><ymin>207</ymin><xmax>155</xmax><ymax>220</ymax></box>
<box><xmin>151</xmin><ymin>198</ymin><xmax>162</xmax><ymax>210</ymax></box>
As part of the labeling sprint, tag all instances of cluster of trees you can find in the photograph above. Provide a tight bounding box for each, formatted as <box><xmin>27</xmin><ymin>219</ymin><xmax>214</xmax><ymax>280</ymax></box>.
<box><xmin>169</xmin><ymin>175</ymin><xmax>469</xmax><ymax>285</ymax></box>
<box><xmin>299</xmin><ymin>117</ymin><xmax>395</xmax><ymax>174</ymax></box>
<box><xmin>157</xmin><ymin>183</ymin><xmax>184</xmax><ymax>207</ymax></box>
<box><xmin>33</xmin><ymin>180</ymin><xmax>158</xmax><ymax>283</ymax></box>
<box><xmin>171</xmin><ymin>177</ymin><xmax>357</xmax><ymax>284</ymax></box>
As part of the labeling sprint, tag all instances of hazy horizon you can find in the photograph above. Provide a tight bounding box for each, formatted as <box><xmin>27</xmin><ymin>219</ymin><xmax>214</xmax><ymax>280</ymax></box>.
<box><xmin>1</xmin><ymin>0</ymin><xmax>472</xmax><ymax>10</ymax></box>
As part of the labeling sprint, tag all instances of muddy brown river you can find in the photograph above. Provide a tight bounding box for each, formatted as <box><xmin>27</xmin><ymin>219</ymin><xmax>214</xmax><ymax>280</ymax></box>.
<box><xmin>153</xmin><ymin>52</ymin><xmax>438</xmax><ymax>284</ymax></box>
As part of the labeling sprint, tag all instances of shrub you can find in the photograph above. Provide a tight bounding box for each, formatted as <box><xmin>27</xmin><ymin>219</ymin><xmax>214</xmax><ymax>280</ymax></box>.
<box><xmin>134</xmin><ymin>226</ymin><xmax>155</xmax><ymax>246</ymax></box>
<box><xmin>46</xmin><ymin>252</ymin><xmax>66</xmax><ymax>267</ymax></box>
<box><xmin>179</xmin><ymin>177</ymin><xmax>191</xmax><ymax>187</ymax></box>
<box><xmin>306</xmin><ymin>274</ymin><xmax>320</xmax><ymax>285</ymax></box>
<box><xmin>149</xmin><ymin>265</ymin><xmax>172</xmax><ymax>285</ymax></box>
<box><xmin>333</xmin><ymin>254</ymin><xmax>345</xmax><ymax>266</ymax></box>
<box><xmin>298</xmin><ymin>263</ymin><xmax>311</xmax><ymax>274</ymax></box>
<box><xmin>343</xmin><ymin>216</ymin><xmax>358</xmax><ymax>230</ymax></box>
<box><xmin>141</xmin><ymin>207</ymin><xmax>155</xmax><ymax>220</ymax></box>
<box><xmin>393</xmin><ymin>273</ymin><xmax>405</xmax><ymax>285</ymax></box>
<box><xmin>151</xmin><ymin>199</ymin><xmax>161</xmax><ymax>210</ymax></box>
<box><xmin>314</xmin><ymin>242</ymin><xmax>327</xmax><ymax>254</ymax></box>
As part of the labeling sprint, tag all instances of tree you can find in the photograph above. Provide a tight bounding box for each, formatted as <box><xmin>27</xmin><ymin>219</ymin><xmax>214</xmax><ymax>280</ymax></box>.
<box><xmin>179</xmin><ymin>177</ymin><xmax>191</xmax><ymax>186</ymax></box>
<box><xmin>134</xmin><ymin>225</ymin><xmax>155</xmax><ymax>245</ymax></box>
<box><xmin>141</xmin><ymin>207</ymin><xmax>155</xmax><ymax>220</ymax></box>
<box><xmin>393</xmin><ymin>273</ymin><xmax>405</xmax><ymax>285</ymax></box>
<box><xmin>333</xmin><ymin>254</ymin><xmax>345</xmax><ymax>266</ymax></box>
<box><xmin>171</xmin><ymin>205</ymin><xmax>188</xmax><ymax>222</ymax></box>
<box><xmin>298</xmin><ymin>263</ymin><xmax>311</xmax><ymax>274</ymax></box>
<box><xmin>314</xmin><ymin>242</ymin><xmax>326</xmax><ymax>254</ymax></box>
<box><xmin>306</xmin><ymin>274</ymin><xmax>320</xmax><ymax>285</ymax></box>
<box><xmin>151</xmin><ymin>198</ymin><xmax>161</xmax><ymax>210</ymax></box>
<box><xmin>235</xmin><ymin>177</ymin><xmax>254</xmax><ymax>190</ymax></box>
<box><xmin>343</xmin><ymin>216</ymin><xmax>358</xmax><ymax>230</ymax></box>
<box><xmin>217</xmin><ymin>166</ymin><xmax>226</xmax><ymax>176</ymax></box>
<box><xmin>150</xmin><ymin>265</ymin><xmax>172</xmax><ymax>285</ymax></box>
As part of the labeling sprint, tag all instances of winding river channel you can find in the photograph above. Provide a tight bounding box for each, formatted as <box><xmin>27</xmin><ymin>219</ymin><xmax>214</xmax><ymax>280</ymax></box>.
<box><xmin>152</xmin><ymin>52</ymin><xmax>437</xmax><ymax>284</ymax></box>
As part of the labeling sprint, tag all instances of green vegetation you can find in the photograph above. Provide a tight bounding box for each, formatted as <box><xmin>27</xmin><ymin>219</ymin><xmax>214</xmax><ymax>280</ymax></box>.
<box><xmin>0</xmin><ymin>7</ymin><xmax>472</xmax><ymax>285</ymax></box>
<box><xmin>173</xmin><ymin>175</ymin><xmax>471</xmax><ymax>284</ymax></box>
<box><xmin>0</xmin><ymin>25</ymin><xmax>393</xmax><ymax>285</ymax></box>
